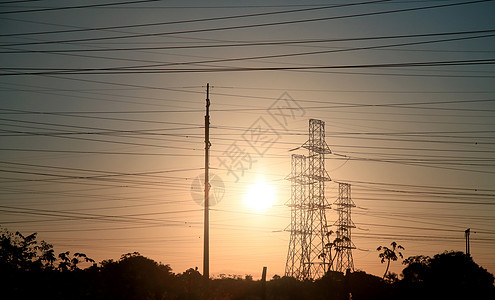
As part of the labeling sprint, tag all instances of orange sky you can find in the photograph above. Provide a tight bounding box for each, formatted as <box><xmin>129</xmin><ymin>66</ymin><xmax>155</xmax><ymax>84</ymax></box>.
<box><xmin>1</xmin><ymin>0</ymin><xmax>494</xmax><ymax>279</ymax></box>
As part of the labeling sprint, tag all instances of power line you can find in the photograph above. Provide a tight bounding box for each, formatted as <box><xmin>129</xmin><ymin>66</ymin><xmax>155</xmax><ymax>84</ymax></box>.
<box><xmin>334</xmin><ymin>178</ymin><xmax>495</xmax><ymax>193</ymax></box>
<box><xmin>0</xmin><ymin>0</ymin><xmax>387</xmax><ymax>36</ymax></box>
<box><xmin>2</xmin><ymin>58</ymin><xmax>495</xmax><ymax>76</ymax></box>
<box><xmin>0</xmin><ymin>0</ymin><xmax>161</xmax><ymax>15</ymax></box>
<box><xmin>332</xmin><ymin>154</ymin><xmax>495</xmax><ymax>175</ymax></box>
<box><xmin>3</xmin><ymin>94</ymin><xmax>495</xmax><ymax>115</ymax></box>
<box><xmin>0</xmin><ymin>205</ymin><xmax>200</xmax><ymax>227</ymax></box>
<box><xmin>1</xmin><ymin>0</ymin><xmax>489</xmax><ymax>46</ymax></box>
<box><xmin>2</xmin><ymin>32</ymin><xmax>494</xmax><ymax>80</ymax></box>
<box><xmin>3</xmin><ymin>29</ymin><xmax>493</xmax><ymax>53</ymax></box>
<box><xmin>0</xmin><ymin>1</ymin><xmax>454</xmax><ymax>10</ymax></box>
<box><xmin>354</xmin><ymin>221</ymin><xmax>495</xmax><ymax>235</ymax></box>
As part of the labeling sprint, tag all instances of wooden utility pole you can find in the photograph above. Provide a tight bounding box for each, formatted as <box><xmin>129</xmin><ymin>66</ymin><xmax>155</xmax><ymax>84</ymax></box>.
<box><xmin>203</xmin><ymin>83</ymin><xmax>211</xmax><ymax>279</ymax></box>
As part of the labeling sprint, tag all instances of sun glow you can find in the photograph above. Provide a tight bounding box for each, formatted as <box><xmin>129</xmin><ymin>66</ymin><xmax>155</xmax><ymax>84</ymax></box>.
<box><xmin>244</xmin><ymin>180</ymin><xmax>276</xmax><ymax>212</ymax></box>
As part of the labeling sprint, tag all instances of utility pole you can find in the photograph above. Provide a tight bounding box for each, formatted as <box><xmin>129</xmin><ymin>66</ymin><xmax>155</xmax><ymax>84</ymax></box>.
<box><xmin>261</xmin><ymin>266</ymin><xmax>267</xmax><ymax>300</ymax></box>
<box><xmin>203</xmin><ymin>83</ymin><xmax>210</xmax><ymax>279</ymax></box>
<box><xmin>465</xmin><ymin>228</ymin><xmax>470</xmax><ymax>256</ymax></box>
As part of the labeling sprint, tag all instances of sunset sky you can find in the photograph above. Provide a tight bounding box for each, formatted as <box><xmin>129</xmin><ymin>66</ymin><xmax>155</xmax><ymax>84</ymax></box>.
<box><xmin>1</xmin><ymin>0</ymin><xmax>494</xmax><ymax>279</ymax></box>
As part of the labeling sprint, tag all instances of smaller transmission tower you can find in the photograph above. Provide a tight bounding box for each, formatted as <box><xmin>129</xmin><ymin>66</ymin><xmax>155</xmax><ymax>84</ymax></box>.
<box><xmin>332</xmin><ymin>182</ymin><xmax>356</xmax><ymax>273</ymax></box>
<box><xmin>285</xmin><ymin>154</ymin><xmax>309</xmax><ymax>279</ymax></box>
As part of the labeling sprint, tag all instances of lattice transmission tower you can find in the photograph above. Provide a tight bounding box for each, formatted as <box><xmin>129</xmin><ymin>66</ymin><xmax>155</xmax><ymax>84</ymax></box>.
<box><xmin>285</xmin><ymin>154</ymin><xmax>309</xmax><ymax>279</ymax></box>
<box><xmin>332</xmin><ymin>182</ymin><xmax>356</xmax><ymax>273</ymax></box>
<box><xmin>285</xmin><ymin>119</ymin><xmax>332</xmax><ymax>280</ymax></box>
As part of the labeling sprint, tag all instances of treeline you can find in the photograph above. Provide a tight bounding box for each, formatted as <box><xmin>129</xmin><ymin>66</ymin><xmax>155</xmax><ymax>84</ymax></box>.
<box><xmin>1</xmin><ymin>229</ymin><xmax>494</xmax><ymax>300</ymax></box>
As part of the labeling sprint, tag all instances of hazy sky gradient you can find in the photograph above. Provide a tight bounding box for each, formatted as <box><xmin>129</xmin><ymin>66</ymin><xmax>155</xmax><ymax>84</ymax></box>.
<box><xmin>1</xmin><ymin>0</ymin><xmax>494</xmax><ymax>279</ymax></box>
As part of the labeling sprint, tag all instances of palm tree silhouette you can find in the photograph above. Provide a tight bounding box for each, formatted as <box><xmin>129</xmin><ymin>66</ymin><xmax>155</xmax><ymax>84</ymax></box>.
<box><xmin>377</xmin><ymin>241</ymin><xmax>404</xmax><ymax>279</ymax></box>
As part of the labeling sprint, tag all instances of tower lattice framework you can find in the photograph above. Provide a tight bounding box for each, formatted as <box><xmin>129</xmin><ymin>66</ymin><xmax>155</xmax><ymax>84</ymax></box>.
<box><xmin>332</xmin><ymin>182</ymin><xmax>356</xmax><ymax>273</ymax></box>
<box><xmin>285</xmin><ymin>119</ymin><xmax>332</xmax><ymax>280</ymax></box>
<box><xmin>285</xmin><ymin>154</ymin><xmax>309</xmax><ymax>279</ymax></box>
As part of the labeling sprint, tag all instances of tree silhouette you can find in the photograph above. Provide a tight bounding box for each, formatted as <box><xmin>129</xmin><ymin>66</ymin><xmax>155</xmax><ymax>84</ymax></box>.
<box><xmin>401</xmin><ymin>254</ymin><xmax>430</xmax><ymax>287</ymax></box>
<box><xmin>0</xmin><ymin>229</ymin><xmax>62</xmax><ymax>272</ymax></box>
<box><xmin>3</xmin><ymin>227</ymin><xmax>494</xmax><ymax>299</ymax></box>
<box><xmin>377</xmin><ymin>241</ymin><xmax>404</xmax><ymax>279</ymax></box>
<box><xmin>37</xmin><ymin>240</ymin><xmax>56</xmax><ymax>270</ymax></box>
<box><xmin>178</xmin><ymin>267</ymin><xmax>203</xmax><ymax>298</ymax></box>
<box><xmin>0</xmin><ymin>230</ymin><xmax>37</xmax><ymax>270</ymax></box>
<box><xmin>99</xmin><ymin>252</ymin><xmax>176</xmax><ymax>299</ymax></box>
<box><xmin>400</xmin><ymin>251</ymin><xmax>495</xmax><ymax>298</ymax></box>
<box><xmin>347</xmin><ymin>271</ymin><xmax>391</xmax><ymax>300</ymax></box>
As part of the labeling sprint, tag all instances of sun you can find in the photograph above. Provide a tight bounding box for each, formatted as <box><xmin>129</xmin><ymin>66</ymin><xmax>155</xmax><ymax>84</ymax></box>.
<box><xmin>244</xmin><ymin>180</ymin><xmax>276</xmax><ymax>212</ymax></box>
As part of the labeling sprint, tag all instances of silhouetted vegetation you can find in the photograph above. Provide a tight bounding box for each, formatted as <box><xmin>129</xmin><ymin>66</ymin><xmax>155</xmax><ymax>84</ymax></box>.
<box><xmin>1</xmin><ymin>229</ymin><xmax>494</xmax><ymax>299</ymax></box>
<box><xmin>377</xmin><ymin>241</ymin><xmax>404</xmax><ymax>279</ymax></box>
<box><xmin>398</xmin><ymin>251</ymin><xmax>495</xmax><ymax>299</ymax></box>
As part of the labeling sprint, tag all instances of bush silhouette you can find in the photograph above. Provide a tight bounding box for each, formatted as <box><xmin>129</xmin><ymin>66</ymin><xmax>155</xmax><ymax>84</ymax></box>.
<box><xmin>400</xmin><ymin>251</ymin><xmax>495</xmax><ymax>299</ymax></box>
<box><xmin>2</xmin><ymin>228</ymin><xmax>494</xmax><ymax>299</ymax></box>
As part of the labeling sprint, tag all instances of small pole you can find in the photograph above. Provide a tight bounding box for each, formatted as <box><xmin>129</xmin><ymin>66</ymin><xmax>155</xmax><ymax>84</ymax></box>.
<box><xmin>203</xmin><ymin>83</ymin><xmax>210</xmax><ymax>279</ymax></box>
<box><xmin>465</xmin><ymin>228</ymin><xmax>470</xmax><ymax>256</ymax></box>
<box><xmin>261</xmin><ymin>266</ymin><xmax>267</xmax><ymax>300</ymax></box>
